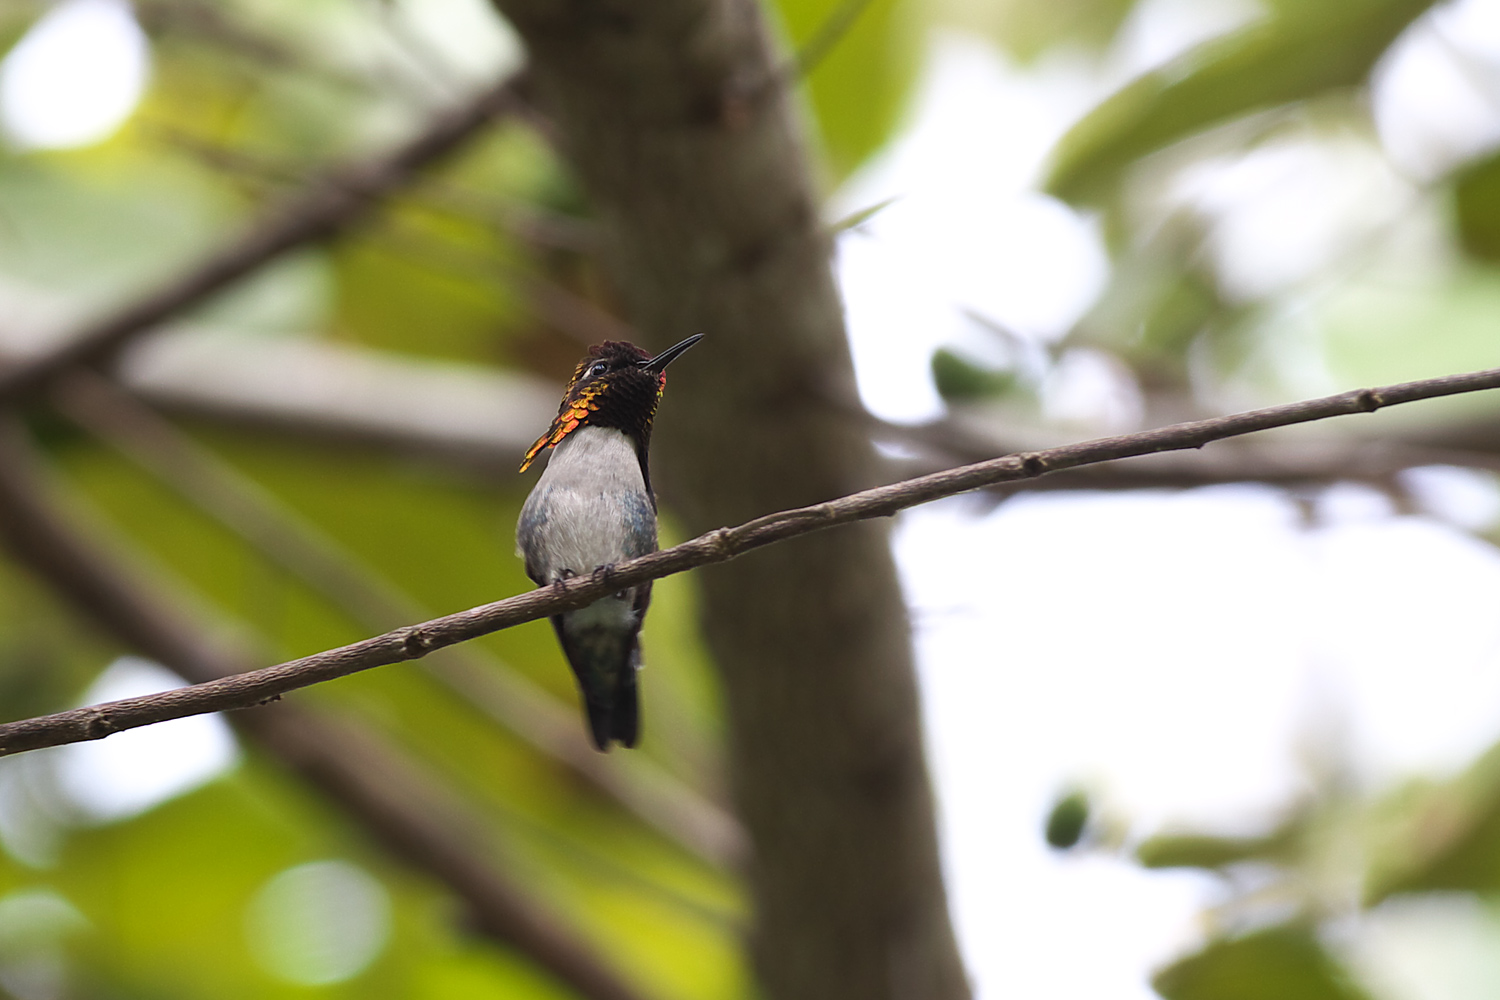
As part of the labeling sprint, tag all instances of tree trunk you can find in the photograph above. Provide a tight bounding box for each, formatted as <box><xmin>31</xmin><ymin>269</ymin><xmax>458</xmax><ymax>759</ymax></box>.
<box><xmin>487</xmin><ymin>1</ymin><xmax>971</xmax><ymax>997</ymax></box>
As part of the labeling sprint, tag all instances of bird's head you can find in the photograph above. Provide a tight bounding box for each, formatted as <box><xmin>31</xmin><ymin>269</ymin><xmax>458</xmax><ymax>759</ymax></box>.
<box><xmin>520</xmin><ymin>334</ymin><xmax>703</xmax><ymax>473</ymax></box>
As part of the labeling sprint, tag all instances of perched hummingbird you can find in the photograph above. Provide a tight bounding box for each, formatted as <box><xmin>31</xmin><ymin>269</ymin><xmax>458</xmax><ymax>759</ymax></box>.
<box><xmin>516</xmin><ymin>334</ymin><xmax>703</xmax><ymax>751</ymax></box>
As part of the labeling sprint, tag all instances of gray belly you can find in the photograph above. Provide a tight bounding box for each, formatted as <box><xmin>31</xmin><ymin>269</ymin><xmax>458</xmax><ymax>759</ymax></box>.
<box><xmin>515</xmin><ymin>426</ymin><xmax>659</xmax><ymax>584</ymax></box>
<box><xmin>517</xmin><ymin>486</ymin><xmax>657</xmax><ymax>583</ymax></box>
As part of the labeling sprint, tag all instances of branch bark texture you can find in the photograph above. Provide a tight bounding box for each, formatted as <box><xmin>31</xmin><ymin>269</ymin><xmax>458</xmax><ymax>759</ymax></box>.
<box><xmin>3</xmin><ymin>364</ymin><xmax>1494</xmax><ymax>809</ymax></box>
<box><xmin>2</xmin><ymin>367</ymin><xmax>1500</xmax><ymax>749</ymax></box>
<box><xmin>0</xmin><ymin>425</ymin><xmax>650</xmax><ymax>1000</ymax></box>
<box><xmin>53</xmin><ymin>370</ymin><xmax>743</xmax><ymax>868</ymax></box>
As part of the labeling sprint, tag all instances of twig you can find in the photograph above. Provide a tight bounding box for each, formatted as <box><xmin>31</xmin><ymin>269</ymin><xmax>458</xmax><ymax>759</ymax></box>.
<box><xmin>3</xmin><ymin>365</ymin><xmax>1498</xmax><ymax>753</ymax></box>
<box><xmin>0</xmin><ymin>76</ymin><xmax>520</xmax><ymax>405</ymax></box>
<box><xmin>0</xmin><ymin>422</ymin><xmax>653</xmax><ymax>1000</ymax></box>
<box><xmin>870</xmin><ymin>412</ymin><xmax>1500</xmax><ymax>496</ymax></box>
<box><xmin>787</xmin><ymin>0</ymin><xmax>884</xmax><ymax>81</ymax></box>
<box><xmin>51</xmin><ymin>371</ymin><xmax>743</xmax><ymax>866</ymax></box>
<box><xmin>76</xmin><ymin>316</ymin><xmax>1500</xmax><ymax>488</ymax></box>
<box><xmin>733</xmin><ymin>0</ymin><xmax>885</xmax><ymax>110</ymax></box>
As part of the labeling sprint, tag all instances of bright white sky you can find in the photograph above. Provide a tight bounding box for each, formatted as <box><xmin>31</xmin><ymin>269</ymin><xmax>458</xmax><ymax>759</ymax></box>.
<box><xmin>8</xmin><ymin>1</ymin><xmax>1500</xmax><ymax>997</ymax></box>
<box><xmin>0</xmin><ymin>0</ymin><xmax>147</xmax><ymax>149</ymax></box>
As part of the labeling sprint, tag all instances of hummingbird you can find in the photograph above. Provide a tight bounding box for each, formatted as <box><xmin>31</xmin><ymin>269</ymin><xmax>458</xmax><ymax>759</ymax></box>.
<box><xmin>516</xmin><ymin>334</ymin><xmax>703</xmax><ymax>751</ymax></box>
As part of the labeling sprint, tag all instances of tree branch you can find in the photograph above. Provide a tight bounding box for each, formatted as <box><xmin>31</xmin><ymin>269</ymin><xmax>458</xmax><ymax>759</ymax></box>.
<box><xmin>3</xmin><ymin>365</ymin><xmax>1498</xmax><ymax>755</ymax></box>
<box><xmin>117</xmin><ymin>333</ymin><xmax>555</xmax><ymax>469</ymax></box>
<box><xmin>7</xmin><ymin>309</ymin><xmax>1480</xmax><ymax>492</ymax></box>
<box><xmin>0</xmin><ymin>76</ymin><xmax>520</xmax><ymax>405</ymax></box>
<box><xmin>873</xmin><ymin>413</ymin><xmax>1500</xmax><ymax>496</ymax></box>
<box><xmin>52</xmin><ymin>370</ymin><xmax>744</xmax><ymax>867</ymax></box>
<box><xmin>0</xmin><ymin>422</ymin><xmax>654</xmax><ymax>1000</ymax></box>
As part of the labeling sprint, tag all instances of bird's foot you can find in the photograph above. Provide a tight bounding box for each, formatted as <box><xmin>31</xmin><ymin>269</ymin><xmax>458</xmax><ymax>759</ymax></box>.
<box><xmin>551</xmin><ymin>568</ymin><xmax>576</xmax><ymax>593</ymax></box>
<box><xmin>591</xmin><ymin>563</ymin><xmax>627</xmax><ymax>599</ymax></box>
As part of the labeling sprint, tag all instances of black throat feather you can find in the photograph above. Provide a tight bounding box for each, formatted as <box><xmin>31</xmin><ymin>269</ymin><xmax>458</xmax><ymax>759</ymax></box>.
<box><xmin>563</xmin><ymin>342</ymin><xmax>664</xmax><ymax>499</ymax></box>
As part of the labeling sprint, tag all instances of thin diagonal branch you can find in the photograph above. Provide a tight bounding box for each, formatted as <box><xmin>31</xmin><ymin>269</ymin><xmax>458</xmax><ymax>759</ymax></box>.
<box><xmin>0</xmin><ymin>76</ymin><xmax>520</xmax><ymax>406</ymax></box>
<box><xmin>0</xmin><ymin>422</ymin><xmax>653</xmax><ymax>1000</ymax></box>
<box><xmin>786</xmin><ymin>0</ymin><xmax>884</xmax><ymax>80</ymax></box>
<box><xmin>871</xmin><ymin>412</ymin><xmax>1500</xmax><ymax>495</ymax></box>
<box><xmin>3</xmin><ymin>365</ymin><xmax>1499</xmax><ymax>754</ymax></box>
<box><xmin>51</xmin><ymin>370</ymin><xmax>743</xmax><ymax>867</ymax></box>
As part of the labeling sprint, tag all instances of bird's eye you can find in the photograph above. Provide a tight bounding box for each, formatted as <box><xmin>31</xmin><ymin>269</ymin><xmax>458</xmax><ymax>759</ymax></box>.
<box><xmin>587</xmin><ymin>362</ymin><xmax>608</xmax><ymax>379</ymax></box>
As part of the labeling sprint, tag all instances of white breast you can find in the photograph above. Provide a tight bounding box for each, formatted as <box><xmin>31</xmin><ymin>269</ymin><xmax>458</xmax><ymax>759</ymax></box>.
<box><xmin>516</xmin><ymin>427</ymin><xmax>658</xmax><ymax>582</ymax></box>
<box><xmin>537</xmin><ymin>426</ymin><xmax>647</xmax><ymax>494</ymax></box>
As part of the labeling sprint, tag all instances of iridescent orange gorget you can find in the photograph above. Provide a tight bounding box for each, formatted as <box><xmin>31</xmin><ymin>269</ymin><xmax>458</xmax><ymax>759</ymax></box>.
<box><xmin>518</xmin><ymin>344</ymin><xmax>668</xmax><ymax>473</ymax></box>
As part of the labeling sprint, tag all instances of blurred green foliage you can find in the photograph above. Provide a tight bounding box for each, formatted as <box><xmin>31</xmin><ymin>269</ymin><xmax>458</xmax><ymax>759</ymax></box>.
<box><xmin>0</xmin><ymin>1</ymin><xmax>748</xmax><ymax>997</ymax></box>
<box><xmin>1455</xmin><ymin>149</ymin><xmax>1500</xmax><ymax>262</ymax></box>
<box><xmin>768</xmin><ymin>0</ymin><xmax>924</xmax><ymax>182</ymax></box>
<box><xmin>5</xmin><ymin>0</ymin><xmax>1500</xmax><ymax>996</ymax></box>
<box><xmin>1046</xmin><ymin>0</ymin><xmax>1440</xmax><ymax>207</ymax></box>
<box><xmin>1011</xmin><ymin>0</ymin><xmax>1500</xmax><ymax>992</ymax></box>
<box><xmin>1367</xmin><ymin>742</ymin><xmax>1500</xmax><ymax>902</ymax></box>
<box><xmin>1154</xmin><ymin>926</ymin><xmax>1375</xmax><ymax>1000</ymax></box>
<box><xmin>1136</xmin><ymin>825</ymin><xmax>1297</xmax><ymax>872</ymax></box>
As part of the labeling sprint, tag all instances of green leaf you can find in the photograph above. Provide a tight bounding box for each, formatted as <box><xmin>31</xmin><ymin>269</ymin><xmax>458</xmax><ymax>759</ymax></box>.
<box><xmin>1367</xmin><ymin>743</ymin><xmax>1500</xmax><ymax>901</ymax></box>
<box><xmin>930</xmin><ymin>348</ymin><xmax>1024</xmax><ymax>403</ymax></box>
<box><xmin>1455</xmin><ymin>150</ymin><xmax>1500</xmax><ymax>261</ymax></box>
<box><xmin>769</xmin><ymin>0</ymin><xmax>924</xmax><ymax>182</ymax></box>
<box><xmin>1154</xmin><ymin>925</ymin><xmax>1375</xmax><ymax>1000</ymax></box>
<box><xmin>1046</xmin><ymin>0</ymin><xmax>1440</xmax><ymax>206</ymax></box>
<box><xmin>1137</xmin><ymin>832</ymin><xmax>1282</xmax><ymax>871</ymax></box>
<box><xmin>1136</xmin><ymin>806</ymin><xmax>1305</xmax><ymax>871</ymax></box>
<box><xmin>1044</xmin><ymin>789</ymin><xmax>1089</xmax><ymax>849</ymax></box>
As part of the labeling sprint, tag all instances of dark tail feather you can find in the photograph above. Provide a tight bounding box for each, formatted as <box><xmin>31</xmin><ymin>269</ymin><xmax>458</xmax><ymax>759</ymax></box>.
<box><xmin>611</xmin><ymin>661</ymin><xmax>639</xmax><ymax>749</ymax></box>
<box><xmin>578</xmin><ymin>666</ymin><xmax>638</xmax><ymax>751</ymax></box>
<box><xmin>581</xmin><ymin>695</ymin><xmax>613</xmax><ymax>752</ymax></box>
<box><xmin>556</xmin><ymin>613</ymin><xmax>641</xmax><ymax>752</ymax></box>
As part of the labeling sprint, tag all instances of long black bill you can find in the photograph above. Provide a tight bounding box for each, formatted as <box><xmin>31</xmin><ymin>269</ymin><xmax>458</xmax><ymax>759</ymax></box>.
<box><xmin>640</xmin><ymin>333</ymin><xmax>704</xmax><ymax>374</ymax></box>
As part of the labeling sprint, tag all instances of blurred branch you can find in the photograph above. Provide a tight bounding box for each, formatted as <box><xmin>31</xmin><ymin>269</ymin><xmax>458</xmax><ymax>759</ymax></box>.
<box><xmin>116</xmin><ymin>334</ymin><xmax>554</xmax><ymax>467</ymax></box>
<box><xmin>61</xmin><ymin>321</ymin><xmax>1500</xmax><ymax>489</ymax></box>
<box><xmin>140</xmin><ymin>123</ymin><xmax>308</xmax><ymax>193</ymax></box>
<box><xmin>146</xmin><ymin>124</ymin><xmax>602</xmax><ymax>253</ymax></box>
<box><xmin>0</xmin><ymin>75</ymin><xmax>521</xmax><ymax>406</ymax></box>
<box><xmin>875</xmin><ymin>413</ymin><xmax>1500</xmax><ymax>496</ymax></box>
<box><xmin>52</xmin><ymin>370</ymin><xmax>744</xmax><ymax>867</ymax></box>
<box><xmin>3</xmin><ymin>364</ymin><xmax>1499</xmax><ymax>754</ymax></box>
<box><xmin>0</xmin><ymin>424</ymin><xmax>654</xmax><ymax>1000</ymax></box>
